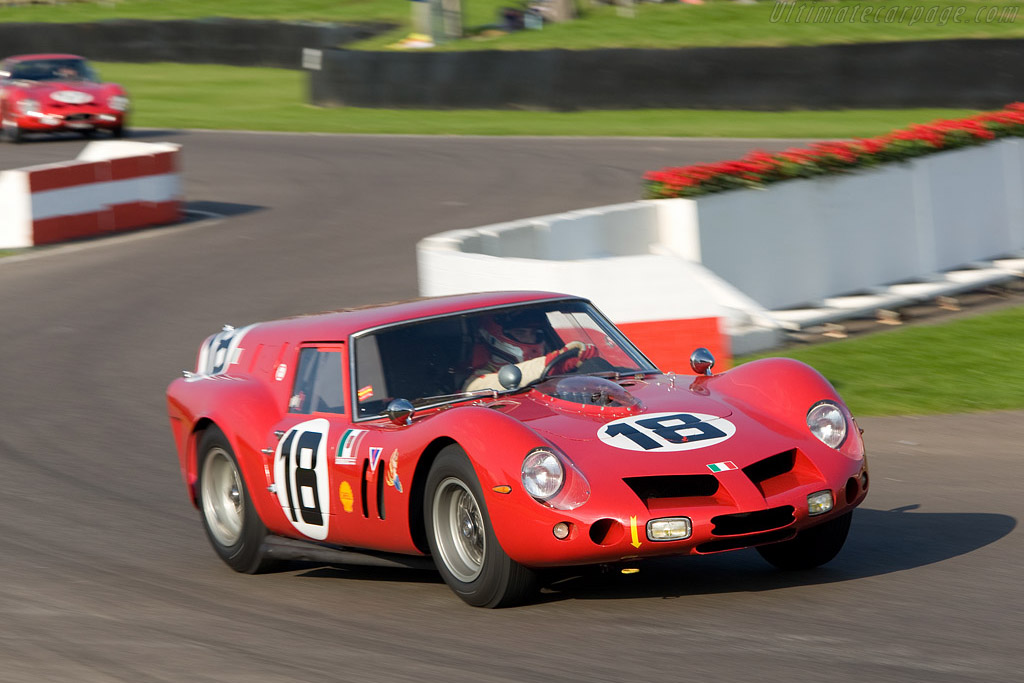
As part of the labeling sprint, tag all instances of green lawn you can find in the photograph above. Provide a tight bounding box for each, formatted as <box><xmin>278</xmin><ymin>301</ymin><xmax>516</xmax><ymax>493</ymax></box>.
<box><xmin>738</xmin><ymin>305</ymin><xmax>1024</xmax><ymax>416</ymax></box>
<box><xmin>97</xmin><ymin>61</ymin><xmax>979</xmax><ymax>137</ymax></box>
<box><xmin>3</xmin><ymin>0</ymin><xmax>1024</xmax><ymax>50</ymax></box>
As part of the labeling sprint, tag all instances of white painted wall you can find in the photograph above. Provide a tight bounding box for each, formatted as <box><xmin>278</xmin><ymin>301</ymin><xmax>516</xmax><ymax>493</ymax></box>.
<box><xmin>0</xmin><ymin>170</ymin><xmax>32</xmax><ymax>249</ymax></box>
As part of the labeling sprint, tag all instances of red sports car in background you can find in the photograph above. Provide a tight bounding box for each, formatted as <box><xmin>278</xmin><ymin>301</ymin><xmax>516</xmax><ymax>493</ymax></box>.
<box><xmin>166</xmin><ymin>291</ymin><xmax>869</xmax><ymax>607</ymax></box>
<box><xmin>0</xmin><ymin>53</ymin><xmax>129</xmax><ymax>142</ymax></box>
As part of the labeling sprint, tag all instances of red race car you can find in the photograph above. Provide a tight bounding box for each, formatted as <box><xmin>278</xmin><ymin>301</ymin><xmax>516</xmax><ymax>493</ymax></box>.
<box><xmin>166</xmin><ymin>291</ymin><xmax>868</xmax><ymax>607</ymax></box>
<box><xmin>0</xmin><ymin>53</ymin><xmax>129</xmax><ymax>143</ymax></box>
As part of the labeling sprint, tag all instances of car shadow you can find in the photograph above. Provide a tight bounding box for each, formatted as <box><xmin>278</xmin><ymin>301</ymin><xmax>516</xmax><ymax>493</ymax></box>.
<box><xmin>539</xmin><ymin>506</ymin><xmax>1016</xmax><ymax>603</ymax></box>
<box><xmin>183</xmin><ymin>200</ymin><xmax>264</xmax><ymax>221</ymax></box>
<box><xmin>284</xmin><ymin>506</ymin><xmax>1015</xmax><ymax>603</ymax></box>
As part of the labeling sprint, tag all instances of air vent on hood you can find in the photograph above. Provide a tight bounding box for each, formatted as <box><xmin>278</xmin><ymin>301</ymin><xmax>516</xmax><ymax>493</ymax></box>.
<box><xmin>743</xmin><ymin>449</ymin><xmax>796</xmax><ymax>485</ymax></box>
<box><xmin>624</xmin><ymin>474</ymin><xmax>719</xmax><ymax>506</ymax></box>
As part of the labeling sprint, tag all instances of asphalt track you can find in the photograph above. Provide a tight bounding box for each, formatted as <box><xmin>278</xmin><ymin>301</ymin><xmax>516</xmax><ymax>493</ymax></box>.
<box><xmin>1</xmin><ymin>132</ymin><xmax>1021</xmax><ymax>683</ymax></box>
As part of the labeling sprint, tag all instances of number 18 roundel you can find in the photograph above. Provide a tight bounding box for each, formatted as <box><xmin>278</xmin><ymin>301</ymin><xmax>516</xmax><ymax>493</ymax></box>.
<box><xmin>273</xmin><ymin>418</ymin><xmax>332</xmax><ymax>540</ymax></box>
<box><xmin>597</xmin><ymin>412</ymin><xmax>736</xmax><ymax>452</ymax></box>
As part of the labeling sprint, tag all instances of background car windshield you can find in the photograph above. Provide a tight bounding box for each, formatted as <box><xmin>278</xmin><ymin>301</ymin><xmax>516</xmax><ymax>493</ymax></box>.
<box><xmin>353</xmin><ymin>300</ymin><xmax>655</xmax><ymax>418</ymax></box>
<box><xmin>10</xmin><ymin>59</ymin><xmax>96</xmax><ymax>82</ymax></box>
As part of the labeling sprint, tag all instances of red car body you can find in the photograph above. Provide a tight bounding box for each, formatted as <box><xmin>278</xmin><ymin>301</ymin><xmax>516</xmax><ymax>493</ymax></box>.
<box><xmin>167</xmin><ymin>291</ymin><xmax>868</xmax><ymax>607</ymax></box>
<box><xmin>0</xmin><ymin>54</ymin><xmax>128</xmax><ymax>142</ymax></box>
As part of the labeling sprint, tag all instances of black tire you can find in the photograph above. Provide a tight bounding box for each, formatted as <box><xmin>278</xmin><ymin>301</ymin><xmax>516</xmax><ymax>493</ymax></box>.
<box><xmin>3</xmin><ymin>123</ymin><xmax>22</xmax><ymax>144</ymax></box>
<box><xmin>425</xmin><ymin>445</ymin><xmax>538</xmax><ymax>607</ymax></box>
<box><xmin>757</xmin><ymin>511</ymin><xmax>853</xmax><ymax>570</ymax></box>
<box><xmin>196</xmin><ymin>426</ymin><xmax>276</xmax><ymax>574</ymax></box>
<box><xmin>111</xmin><ymin>124</ymin><xmax>125</xmax><ymax>139</ymax></box>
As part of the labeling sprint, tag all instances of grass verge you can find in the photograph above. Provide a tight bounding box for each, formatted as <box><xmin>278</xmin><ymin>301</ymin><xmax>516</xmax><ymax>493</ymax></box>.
<box><xmin>2</xmin><ymin>0</ymin><xmax>1024</xmax><ymax>50</ymax></box>
<box><xmin>738</xmin><ymin>305</ymin><xmax>1024</xmax><ymax>416</ymax></box>
<box><xmin>96</xmin><ymin>62</ymin><xmax>978</xmax><ymax>137</ymax></box>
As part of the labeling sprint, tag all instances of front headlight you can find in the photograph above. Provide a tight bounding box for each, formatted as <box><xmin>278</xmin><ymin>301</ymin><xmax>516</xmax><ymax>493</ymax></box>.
<box><xmin>521</xmin><ymin>447</ymin><xmax>590</xmax><ymax>510</ymax></box>
<box><xmin>807</xmin><ymin>400</ymin><xmax>848</xmax><ymax>449</ymax></box>
<box><xmin>108</xmin><ymin>95</ymin><xmax>129</xmax><ymax>112</ymax></box>
<box><xmin>17</xmin><ymin>99</ymin><xmax>39</xmax><ymax>115</ymax></box>
<box><xmin>522</xmin><ymin>449</ymin><xmax>563</xmax><ymax>499</ymax></box>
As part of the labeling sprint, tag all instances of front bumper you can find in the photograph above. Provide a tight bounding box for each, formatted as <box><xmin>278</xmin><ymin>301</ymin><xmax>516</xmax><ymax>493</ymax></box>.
<box><xmin>492</xmin><ymin>449</ymin><xmax>869</xmax><ymax>568</ymax></box>
<box><xmin>11</xmin><ymin>109</ymin><xmax>124</xmax><ymax>132</ymax></box>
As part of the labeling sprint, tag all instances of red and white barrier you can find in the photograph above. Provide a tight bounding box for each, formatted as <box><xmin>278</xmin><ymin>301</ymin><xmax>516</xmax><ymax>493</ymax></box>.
<box><xmin>0</xmin><ymin>140</ymin><xmax>182</xmax><ymax>248</ymax></box>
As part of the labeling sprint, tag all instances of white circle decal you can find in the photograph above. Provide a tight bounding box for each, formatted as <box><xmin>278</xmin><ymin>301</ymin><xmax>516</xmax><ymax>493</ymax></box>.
<box><xmin>50</xmin><ymin>90</ymin><xmax>93</xmax><ymax>104</ymax></box>
<box><xmin>598</xmin><ymin>412</ymin><xmax>736</xmax><ymax>452</ymax></box>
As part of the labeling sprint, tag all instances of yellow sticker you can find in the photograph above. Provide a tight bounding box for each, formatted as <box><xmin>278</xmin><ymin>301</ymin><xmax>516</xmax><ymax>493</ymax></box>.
<box><xmin>339</xmin><ymin>481</ymin><xmax>354</xmax><ymax>513</ymax></box>
<box><xmin>385</xmin><ymin>449</ymin><xmax>403</xmax><ymax>493</ymax></box>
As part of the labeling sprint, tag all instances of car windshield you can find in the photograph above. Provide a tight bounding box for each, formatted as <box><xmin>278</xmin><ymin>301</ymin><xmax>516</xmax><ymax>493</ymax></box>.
<box><xmin>8</xmin><ymin>58</ymin><xmax>97</xmax><ymax>82</ymax></box>
<box><xmin>352</xmin><ymin>300</ymin><xmax>657</xmax><ymax>419</ymax></box>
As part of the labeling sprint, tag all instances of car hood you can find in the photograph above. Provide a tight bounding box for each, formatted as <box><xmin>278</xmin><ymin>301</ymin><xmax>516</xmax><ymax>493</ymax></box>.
<box><xmin>12</xmin><ymin>80</ymin><xmax>112</xmax><ymax>103</ymax></box>
<box><xmin>492</xmin><ymin>375</ymin><xmax>808</xmax><ymax>478</ymax></box>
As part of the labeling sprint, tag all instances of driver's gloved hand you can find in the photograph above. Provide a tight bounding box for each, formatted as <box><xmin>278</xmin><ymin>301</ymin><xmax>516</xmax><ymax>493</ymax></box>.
<box><xmin>546</xmin><ymin>341</ymin><xmax>598</xmax><ymax>374</ymax></box>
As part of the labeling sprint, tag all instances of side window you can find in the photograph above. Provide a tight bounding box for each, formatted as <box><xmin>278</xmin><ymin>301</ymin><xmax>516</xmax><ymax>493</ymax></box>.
<box><xmin>289</xmin><ymin>347</ymin><xmax>346</xmax><ymax>414</ymax></box>
<box><xmin>354</xmin><ymin>335</ymin><xmax>386</xmax><ymax>419</ymax></box>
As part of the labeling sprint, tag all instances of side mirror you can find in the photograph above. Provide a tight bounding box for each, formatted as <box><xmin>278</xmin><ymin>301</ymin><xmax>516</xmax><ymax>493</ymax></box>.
<box><xmin>385</xmin><ymin>398</ymin><xmax>415</xmax><ymax>426</ymax></box>
<box><xmin>689</xmin><ymin>348</ymin><xmax>715</xmax><ymax>376</ymax></box>
<box><xmin>497</xmin><ymin>364</ymin><xmax>523</xmax><ymax>390</ymax></box>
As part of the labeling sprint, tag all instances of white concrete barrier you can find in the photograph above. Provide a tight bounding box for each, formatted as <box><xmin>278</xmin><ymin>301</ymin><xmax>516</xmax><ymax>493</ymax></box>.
<box><xmin>693</xmin><ymin>140</ymin><xmax>1024</xmax><ymax>311</ymax></box>
<box><xmin>0</xmin><ymin>140</ymin><xmax>182</xmax><ymax>249</ymax></box>
<box><xmin>417</xmin><ymin>139</ymin><xmax>1024</xmax><ymax>357</ymax></box>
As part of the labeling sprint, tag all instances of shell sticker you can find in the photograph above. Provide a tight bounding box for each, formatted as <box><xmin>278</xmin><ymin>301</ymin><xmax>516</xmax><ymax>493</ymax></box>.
<box><xmin>598</xmin><ymin>412</ymin><xmax>736</xmax><ymax>452</ymax></box>
<box><xmin>338</xmin><ymin>481</ymin><xmax>354</xmax><ymax>513</ymax></box>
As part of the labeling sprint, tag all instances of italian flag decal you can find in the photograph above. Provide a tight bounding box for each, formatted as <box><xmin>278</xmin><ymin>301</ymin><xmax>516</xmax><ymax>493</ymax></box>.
<box><xmin>707</xmin><ymin>461</ymin><xmax>738</xmax><ymax>473</ymax></box>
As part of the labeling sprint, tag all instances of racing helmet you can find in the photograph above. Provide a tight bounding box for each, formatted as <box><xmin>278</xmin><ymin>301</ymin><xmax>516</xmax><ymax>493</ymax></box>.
<box><xmin>478</xmin><ymin>309</ymin><xmax>549</xmax><ymax>365</ymax></box>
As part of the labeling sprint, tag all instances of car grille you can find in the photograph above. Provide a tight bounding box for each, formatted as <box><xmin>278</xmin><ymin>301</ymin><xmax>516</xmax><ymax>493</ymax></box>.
<box><xmin>711</xmin><ymin>505</ymin><xmax>795</xmax><ymax>536</ymax></box>
<box><xmin>697</xmin><ymin>528</ymin><xmax>795</xmax><ymax>553</ymax></box>
<box><xmin>623</xmin><ymin>474</ymin><xmax>719</xmax><ymax>504</ymax></box>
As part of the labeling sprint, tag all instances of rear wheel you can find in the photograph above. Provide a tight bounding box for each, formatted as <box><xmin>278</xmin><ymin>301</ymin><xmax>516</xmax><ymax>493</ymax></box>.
<box><xmin>197</xmin><ymin>426</ymin><xmax>276</xmax><ymax>574</ymax></box>
<box><xmin>757</xmin><ymin>511</ymin><xmax>853</xmax><ymax>570</ymax></box>
<box><xmin>425</xmin><ymin>445</ymin><xmax>537</xmax><ymax>607</ymax></box>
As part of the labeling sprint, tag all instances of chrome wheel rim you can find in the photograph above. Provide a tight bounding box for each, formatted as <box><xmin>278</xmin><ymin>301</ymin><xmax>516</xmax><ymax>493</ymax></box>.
<box><xmin>201</xmin><ymin>447</ymin><xmax>245</xmax><ymax>547</ymax></box>
<box><xmin>432</xmin><ymin>477</ymin><xmax>485</xmax><ymax>583</ymax></box>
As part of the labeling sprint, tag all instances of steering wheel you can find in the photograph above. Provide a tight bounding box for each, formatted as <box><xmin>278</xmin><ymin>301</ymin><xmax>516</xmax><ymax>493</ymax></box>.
<box><xmin>539</xmin><ymin>344</ymin><xmax>582</xmax><ymax>381</ymax></box>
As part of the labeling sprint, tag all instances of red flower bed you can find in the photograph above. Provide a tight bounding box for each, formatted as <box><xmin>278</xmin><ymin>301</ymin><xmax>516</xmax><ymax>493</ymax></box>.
<box><xmin>644</xmin><ymin>104</ymin><xmax>1024</xmax><ymax>199</ymax></box>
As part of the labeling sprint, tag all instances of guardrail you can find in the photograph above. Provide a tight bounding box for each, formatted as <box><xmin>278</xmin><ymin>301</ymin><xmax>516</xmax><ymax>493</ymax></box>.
<box><xmin>0</xmin><ymin>140</ymin><xmax>182</xmax><ymax>248</ymax></box>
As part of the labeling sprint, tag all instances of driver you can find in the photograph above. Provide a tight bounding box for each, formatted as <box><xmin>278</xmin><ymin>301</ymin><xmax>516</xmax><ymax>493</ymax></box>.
<box><xmin>54</xmin><ymin>65</ymin><xmax>80</xmax><ymax>80</ymax></box>
<box><xmin>464</xmin><ymin>309</ymin><xmax>597</xmax><ymax>392</ymax></box>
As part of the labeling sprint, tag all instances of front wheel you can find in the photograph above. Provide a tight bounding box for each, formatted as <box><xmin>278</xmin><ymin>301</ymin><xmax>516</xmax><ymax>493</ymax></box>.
<box><xmin>196</xmin><ymin>426</ymin><xmax>276</xmax><ymax>574</ymax></box>
<box><xmin>2</xmin><ymin>121</ymin><xmax>22</xmax><ymax>144</ymax></box>
<box><xmin>756</xmin><ymin>510</ymin><xmax>853</xmax><ymax>570</ymax></box>
<box><xmin>425</xmin><ymin>445</ymin><xmax>537</xmax><ymax>607</ymax></box>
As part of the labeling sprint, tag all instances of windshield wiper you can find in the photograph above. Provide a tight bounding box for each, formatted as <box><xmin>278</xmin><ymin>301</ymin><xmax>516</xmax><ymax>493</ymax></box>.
<box><xmin>409</xmin><ymin>389</ymin><xmax>502</xmax><ymax>410</ymax></box>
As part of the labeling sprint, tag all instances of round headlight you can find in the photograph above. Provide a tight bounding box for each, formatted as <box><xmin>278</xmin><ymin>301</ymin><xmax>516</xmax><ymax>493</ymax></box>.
<box><xmin>521</xmin><ymin>449</ymin><xmax>564</xmax><ymax>500</ymax></box>
<box><xmin>807</xmin><ymin>401</ymin><xmax>847</xmax><ymax>449</ymax></box>
<box><xmin>108</xmin><ymin>95</ymin><xmax>130</xmax><ymax>112</ymax></box>
<box><xmin>17</xmin><ymin>99</ymin><xmax>39</xmax><ymax>115</ymax></box>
